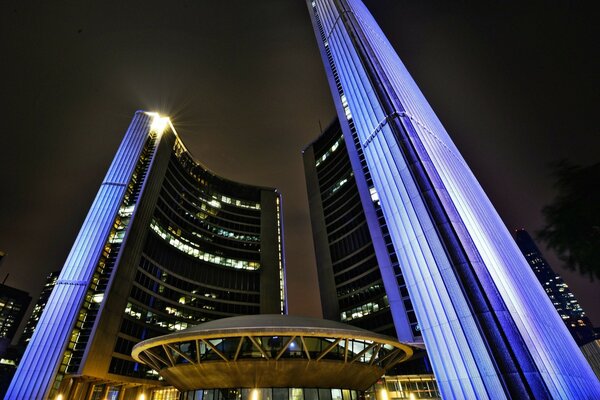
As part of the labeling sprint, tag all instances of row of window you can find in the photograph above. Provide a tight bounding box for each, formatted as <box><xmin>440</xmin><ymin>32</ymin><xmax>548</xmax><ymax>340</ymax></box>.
<box><xmin>317</xmin><ymin>149</ymin><xmax>350</xmax><ymax>191</ymax></box>
<box><xmin>315</xmin><ymin>135</ymin><xmax>344</xmax><ymax>167</ymax></box>
<box><xmin>162</xmin><ymin>169</ymin><xmax>261</xmax><ymax>224</ymax></box>
<box><xmin>150</xmin><ymin>220</ymin><xmax>260</xmax><ymax>270</ymax></box>
<box><xmin>324</xmin><ymin>199</ymin><xmax>363</xmax><ymax>235</ymax></box>
<box><xmin>157</xmin><ymin>192</ymin><xmax>261</xmax><ymax>241</ymax></box>
<box><xmin>182</xmin><ymin>388</ymin><xmax>358</xmax><ymax>400</ymax></box>
<box><xmin>332</xmin><ymin>245</ymin><xmax>375</xmax><ymax>277</ymax></box>
<box><xmin>340</xmin><ymin>296</ymin><xmax>389</xmax><ymax>322</ymax></box>
<box><xmin>141</xmin><ymin>243</ymin><xmax>261</xmax><ymax>293</ymax></box>
<box><xmin>144</xmin><ymin>336</ymin><xmax>399</xmax><ymax>367</ymax></box>
<box><xmin>172</xmin><ymin>141</ymin><xmax>262</xmax><ymax>209</ymax></box>
<box><xmin>136</xmin><ymin>269</ymin><xmax>259</xmax><ymax>305</ymax></box>
<box><xmin>154</xmin><ymin>208</ymin><xmax>260</xmax><ymax>259</ymax></box>
<box><xmin>109</xmin><ymin>355</ymin><xmax>153</xmax><ymax>379</ymax></box>
<box><xmin>329</xmin><ymin>223</ymin><xmax>372</xmax><ymax>265</ymax></box>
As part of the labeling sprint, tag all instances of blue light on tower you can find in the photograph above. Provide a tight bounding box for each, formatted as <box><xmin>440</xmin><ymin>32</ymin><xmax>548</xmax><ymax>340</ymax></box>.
<box><xmin>306</xmin><ymin>0</ymin><xmax>600</xmax><ymax>398</ymax></box>
<box><xmin>6</xmin><ymin>112</ymin><xmax>165</xmax><ymax>399</ymax></box>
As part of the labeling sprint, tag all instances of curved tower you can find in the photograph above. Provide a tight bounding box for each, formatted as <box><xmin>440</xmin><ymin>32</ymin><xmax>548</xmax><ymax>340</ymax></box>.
<box><xmin>306</xmin><ymin>0</ymin><xmax>600</xmax><ymax>398</ymax></box>
<box><xmin>7</xmin><ymin>111</ymin><xmax>285</xmax><ymax>399</ymax></box>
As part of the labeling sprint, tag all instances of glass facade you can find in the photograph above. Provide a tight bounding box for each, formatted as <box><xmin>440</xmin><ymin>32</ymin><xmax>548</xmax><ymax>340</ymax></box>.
<box><xmin>369</xmin><ymin>375</ymin><xmax>440</xmax><ymax>400</ymax></box>
<box><xmin>137</xmin><ymin>334</ymin><xmax>402</xmax><ymax>371</ymax></box>
<box><xmin>181</xmin><ymin>388</ymin><xmax>359</xmax><ymax>400</ymax></box>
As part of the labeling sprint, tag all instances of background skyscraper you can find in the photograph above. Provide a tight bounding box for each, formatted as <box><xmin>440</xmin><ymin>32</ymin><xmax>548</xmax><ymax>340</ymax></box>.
<box><xmin>0</xmin><ymin>282</ymin><xmax>31</xmax><ymax>347</ymax></box>
<box><xmin>8</xmin><ymin>112</ymin><xmax>285</xmax><ymax>399</ymax></box>
<box><xmin>0</xmin><ymin>278</ymin><xmax>32</xmax><ymax>398</ymax></box>
<box><xmin>306</xmin><ymin>0</ymin><xmax>600</xmax><ymax>398</ymax></box>
<box><xmin>514</xmin><ymin>229</ymin><xmax>596</xmax><ymax>345</ymax></box>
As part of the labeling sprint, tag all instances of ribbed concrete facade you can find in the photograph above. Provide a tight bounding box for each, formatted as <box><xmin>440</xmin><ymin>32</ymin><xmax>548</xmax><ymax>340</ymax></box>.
<box><xmin>306</xmin><ymin>1</ymin><xmax>600</xmax><ymax>398</ymax></box>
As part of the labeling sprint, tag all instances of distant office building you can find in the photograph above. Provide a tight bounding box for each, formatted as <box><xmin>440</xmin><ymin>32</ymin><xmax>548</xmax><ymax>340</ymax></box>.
<box><xmin>0</xmin><ymin>251</ymin><xmax>32</xmax><ymax>398</ymax></box>
<box><xmin>306</xmin><ymin>0</ymin><xmax>599</xmax><ymax>397</ymax></box>
<box><xmin>0</xmin><ymin>282</ymin><xmax>31</xmax><ymax>346</ymax></box>
<box><xmin>8</xmin><ymin>112</ymin><xmax>285</xmax><ymax>399</ymax></box>
<box><xmin>18</xmin><ymin>270</ymin><xmax>60</xmax><ymax>347</ymax></box>
<box><xmin>514</xmin><ymin>229</ymin><xmax>596</xmax><ymax>345</ymax></box>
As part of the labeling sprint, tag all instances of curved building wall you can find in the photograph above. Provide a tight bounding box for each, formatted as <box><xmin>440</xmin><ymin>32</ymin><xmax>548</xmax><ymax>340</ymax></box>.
<box><xmin>7</xmin><ymin>112</ymin><xmax>285</xmax><ymax>399</ymax></box>
<box><xmin>304</xmin><ymin>120</ymin><xmax>435</xmax><ymax>378</ymax></box>
<box><xmin>304</xmin><ymin>120</ymin><xmax>419</xmax><ymax>341</ymax></box>
<box><xmin>109</xmin><ymin>138</ymin><xmax>282</xmax><ymax>380</ymax></box>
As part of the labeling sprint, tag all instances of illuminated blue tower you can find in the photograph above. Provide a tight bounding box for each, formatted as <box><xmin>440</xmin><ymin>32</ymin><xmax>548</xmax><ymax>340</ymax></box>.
<box><xmin>7</xmin><ymin>112</ymin><xmax>285</xmax><ymax>399</ymax></box>
<box><xmin>306</xmin><ymin>0</ymin><xmax>600</xmax><ymax>398</ymax></box>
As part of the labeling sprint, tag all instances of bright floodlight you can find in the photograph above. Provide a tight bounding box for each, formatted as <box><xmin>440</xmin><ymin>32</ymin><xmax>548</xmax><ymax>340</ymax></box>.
<box><xmin>150</xmin><ymin>114</ymin><xmax>169</xmax><ymax>134</ymax></box>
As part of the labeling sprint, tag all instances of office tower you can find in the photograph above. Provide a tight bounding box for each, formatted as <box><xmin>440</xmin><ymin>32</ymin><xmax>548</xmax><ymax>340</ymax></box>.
<box><xmin>515</xmin><ymin>229</ymin><xmax>596</xmax><ymax>345</ymax></box>
<box><xmin>0</xmin><ymin>283</ymin><xmax>31</xmax><ymax>347</ymax></box>
<box><xmin>18</xmin><ymin>270</ymin><xmax>60</xmax><ymax>347</ymax></box>
<box><xmin>304</xmin><ymin>119</ymin><xmax>436</xmax><ymax>384</ymax></box>
<box><xmin>8</xmin><ymin>111</ymin><xmax>285</xmax><ymax>399</ymax></box>
<box><xmin>304</xmin><ymin>119</ymin><xmax>420</xmax><ymax>340</ymax></box>
<box><xmin>305</xmin><ymin>0</ymin><xmax>600</xmax><ymax>398</ymax></box>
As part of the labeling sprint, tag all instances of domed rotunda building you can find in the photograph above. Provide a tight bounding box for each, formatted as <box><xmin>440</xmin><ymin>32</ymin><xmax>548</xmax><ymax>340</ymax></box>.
<box><xmin>132</xmin><ymin>314</ymin><xmax>417</xmax><ymax>400</ymax></box>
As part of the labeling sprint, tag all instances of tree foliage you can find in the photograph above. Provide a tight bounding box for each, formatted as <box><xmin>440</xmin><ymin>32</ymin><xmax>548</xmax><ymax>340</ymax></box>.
<box><xmin>538</xmin><ymin>160</ymin><xmax>600</xmax><ymax>280</ymax></box>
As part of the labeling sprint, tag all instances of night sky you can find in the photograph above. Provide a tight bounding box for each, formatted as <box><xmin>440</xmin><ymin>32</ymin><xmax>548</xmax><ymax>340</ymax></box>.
<box><xmin>1</xmin><ymin>1</ymin><xmax>598</xmax><ymax>328</ymax></box>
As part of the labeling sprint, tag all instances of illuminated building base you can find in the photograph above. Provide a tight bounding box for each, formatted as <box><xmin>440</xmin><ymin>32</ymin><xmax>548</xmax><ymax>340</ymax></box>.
<box><xmin>181</xmin><ymin>388</ymin><xmax>360</xmax><ymax>400</ymax></box>
<box><xmin>369</xmin><ymin>375</ymin><xmax>441</xmax><ymax>400</ymax></box>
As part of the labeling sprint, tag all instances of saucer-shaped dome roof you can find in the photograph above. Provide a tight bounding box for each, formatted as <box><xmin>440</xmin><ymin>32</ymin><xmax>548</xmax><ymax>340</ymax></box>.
<box><xmin>132</xmin><ymin>314</ymin><xmax>416</xmax><ymax>391</ymax></box>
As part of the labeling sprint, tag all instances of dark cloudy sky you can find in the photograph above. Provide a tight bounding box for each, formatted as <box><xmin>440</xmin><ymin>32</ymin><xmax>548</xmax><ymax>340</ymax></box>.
<box><xmin>1</xmin><ymin>1</ymin><xmax>598</xmax><ymax>327</ymax></box>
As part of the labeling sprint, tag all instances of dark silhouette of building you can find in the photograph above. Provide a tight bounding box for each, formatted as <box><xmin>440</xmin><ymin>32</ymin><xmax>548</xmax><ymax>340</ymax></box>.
<box><xmin>0</xmin><ymin>282</ymin><xmax>31</xmax><ymax>346</ymax></box>
<box><xmin>514</xmin><ymin>229</ymin><xmax>596</xmax><ymax>345</ymax></box>
<box><xmin>305</xmin><ymin>0</ymin><xmax>599</xmax><ymax>397</ymax></box>
<box><xmin>0</xmin><ymin>269</ymin><xmax>32</xmax><ymax>399</ymax></box>
<box><xmin>8</xmin><ymin>112</ymin><xmax>285</xmax><ymax>399</ymax></box>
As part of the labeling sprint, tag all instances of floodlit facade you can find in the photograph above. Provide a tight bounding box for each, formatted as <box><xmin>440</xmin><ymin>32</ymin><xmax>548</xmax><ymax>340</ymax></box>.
<box><xmin>7</xmin><ymin>111</ymin><xmax>285</xmax><ymax>399</ymax></box>
<box><xmin>306</xmin><ymin>0</ymin><xmax>600</xmax><ymax>398</ymax></box>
